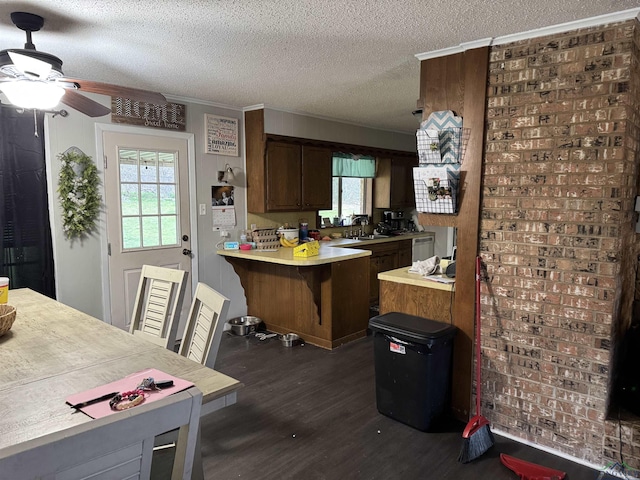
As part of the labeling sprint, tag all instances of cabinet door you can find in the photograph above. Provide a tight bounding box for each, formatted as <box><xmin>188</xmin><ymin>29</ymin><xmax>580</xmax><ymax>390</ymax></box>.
<box><xmin>377</xmin><ymin>252</ymin><xmax>398</xmax><ymax>273</ymax></box>
<box><xmin>369</xmin><ymin>256</ymin><xmax>380</xmax><ymax>305</ymax></box>
<box><xmin>390</xmin><ymin>158</ymin><xmax>417</xmax><ymax>208</ymax></box>
<box><xmin>266</xmin><ymin>142</ymin><xmax>302</xmax><ymax>211</ymax></box>
<box><xmin>371</xmin><ymin>252</ymin><xmax>398</xmax><ymax>305</ymax></box>
<box><xmin>301</xmin><ymin>146</ymin><xmax>332</xmax><ymax>209</ymax></box>
<box><xmin>398</xmin><ymin>240</ymin><xmax>413</xmax><ymax>267</ymax></box>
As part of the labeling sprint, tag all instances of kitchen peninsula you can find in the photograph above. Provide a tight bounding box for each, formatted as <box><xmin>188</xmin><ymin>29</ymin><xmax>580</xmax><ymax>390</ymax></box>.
<box><xmin>218</xmin><ymin>243</ymin><xmax>371</xmax><ymax>349</ymax></box>
<box><xmin>218</xmin><ymin>233</ymin><xmax>437</xmax><ymax>349</ymax></box>
<box><xmin>377</xmin><ymin>267</ymin><xmax>454</xmax><ymax>324</ymax></box>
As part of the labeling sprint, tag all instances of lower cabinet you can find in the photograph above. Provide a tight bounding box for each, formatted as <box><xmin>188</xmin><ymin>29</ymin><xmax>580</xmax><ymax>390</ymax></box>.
<box><xmin>398</xmin><ymin>242</ymin><xmax>412</xmax><ymax>268</ymax></box>
<box><xmin>353</xmin><ymin>240</ymin><xmax>413</xmax><ymax>306</ymax></box>
<box><xmin>223</xmin><ymin>255</ymin><xmax>370</xmax><ymax>350</ymax></box>
<box><xmin>370</xmin><ymin>249</ymin><xmax>398</xmax><ymax>305</ymax></box>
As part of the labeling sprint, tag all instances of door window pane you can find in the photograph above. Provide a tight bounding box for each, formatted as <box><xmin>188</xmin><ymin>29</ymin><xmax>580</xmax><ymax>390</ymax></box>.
<box><xmin>120</xmin><ymin>184</ymin><xmax>139</xmax><ymax>216</ymax></box>
<box><xmin>161</xmin><ymin>215</ymin><xmax>178</xmax><ymax>245</ymax></box>
<box><xmin>118</xmin><ymin>148</ymin><xmax>179</xmax><ymax>250</ymax></box>
<box><xmin>160</xmin><ymin>185</ymin><xmax>176</xmax><ymax>214</ymax></box>
<box><xmin>119</xmin><ymin>150</ymin><xmax>139</xmax><ymax>182</ymax></box>
<box><xmin>140</xmin><ymin>184</ymin><xmax>159</xmax><ymax>215</ymax></box>
<box><xmin>159</xmin><ymin>153</ymin><xmax>176</xmax><ymax>183</ymax></box>
<box><xmin>142</xmin><ymin>216</ymin><xmax>160</xmax><ymax>247</ymax></box>
<box><xmin>122</xmin><ymin>217</ymin><xmax>141</xmax><ymax>249</ymax></box>
<box><xmin>139</xmin><ymin>151</ymin><xmax>158</xmax><ymax>182</ymax></box>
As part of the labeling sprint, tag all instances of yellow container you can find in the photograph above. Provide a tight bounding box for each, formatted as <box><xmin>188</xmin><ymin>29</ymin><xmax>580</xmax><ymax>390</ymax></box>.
<box><xmin>293</xmin><ymin>241</ymin><xmax>320</xmax><ymax>257</ymax></box>
<box><xmin>0</xmin><ymin>277</ymin><xmax>8</xmax><ymax>304</ymax></box>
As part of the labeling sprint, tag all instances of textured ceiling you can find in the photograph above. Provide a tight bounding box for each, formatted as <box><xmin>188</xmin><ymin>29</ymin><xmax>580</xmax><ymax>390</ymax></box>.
<box><xmin>0</xmin><ymin>1</ymin><xmax>639</xmax><ymax>133</ymax></box>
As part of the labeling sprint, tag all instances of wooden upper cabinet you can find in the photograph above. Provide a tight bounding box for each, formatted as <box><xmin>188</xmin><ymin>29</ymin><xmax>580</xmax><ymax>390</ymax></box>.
<box><xmin>245</xmin><ymin>108</ymin><xmax>417</xmax><ymax>214</ymax></box>
<box><xmin>374</xmin><ymin>157</ymin><xmax>418</xmax><ymax>209</ymax></box>
<box><xmin>301</xmin><ymin>146</ymin><xmax>332</xmax><ymax>210</ymax></box>
<box><xmin>265</xmin><ymin>142</ymin><xmax>332</xmax><ymax>211</ymax></box>
<box><xmin>390</xmin><ymin>158</ymin><xmax>417</xmax><ymax>208</ymax></box>
<box><xmin>266</xmin><ymin>142</ymin><xmax>302</xmax><ymax>211</ymax></box>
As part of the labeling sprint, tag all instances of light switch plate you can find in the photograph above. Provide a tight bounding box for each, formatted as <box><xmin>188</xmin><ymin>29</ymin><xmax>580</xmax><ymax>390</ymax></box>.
<box><xmin>199</xmin><ymin>204</ymin><xmax>206</xmax><ymax>215</ymax></box>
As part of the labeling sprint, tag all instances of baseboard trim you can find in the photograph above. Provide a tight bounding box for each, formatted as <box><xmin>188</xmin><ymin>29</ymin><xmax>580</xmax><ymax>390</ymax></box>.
<box><xmin>492</xmin><ymin>428</ymin><xmax>632</xmax><ymax>478</ymax></box>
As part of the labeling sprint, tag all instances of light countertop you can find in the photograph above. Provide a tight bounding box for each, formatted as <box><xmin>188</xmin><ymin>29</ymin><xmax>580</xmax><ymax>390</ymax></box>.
<box><xmin>217</xmin><ymin>231</ymin><xmax>435</xmax><ymax>266</ymax></box>
<box><xmin>217</xmin><ymin>242</ymin><xmax>371</xmax><ymax>266</ymax></box>
<box><xmin>378</xmin><ymin>266</ymin><xmax>455</xmax><ymax>291</ymax></box>
<box><xmin>330</xmin><ymin>231</ymin><xmax>434</xmax><ymax>248</ymax></box>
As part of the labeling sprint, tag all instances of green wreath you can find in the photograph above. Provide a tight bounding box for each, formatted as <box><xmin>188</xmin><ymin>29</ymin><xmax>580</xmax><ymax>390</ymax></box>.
<box><xmin>57</xmin><ymin>149</ymin><xmax>101</xmax><ymax>239</ymax></box>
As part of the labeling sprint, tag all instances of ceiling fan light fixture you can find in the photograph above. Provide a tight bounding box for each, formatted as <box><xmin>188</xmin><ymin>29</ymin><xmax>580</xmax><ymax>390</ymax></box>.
<box><xmin>0</xmin><ymin>79</ymin><xmax>65</xmax><ymax>109</ymax></box>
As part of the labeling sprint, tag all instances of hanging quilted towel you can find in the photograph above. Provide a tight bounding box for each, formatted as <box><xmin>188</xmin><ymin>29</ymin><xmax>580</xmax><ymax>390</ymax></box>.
<box><xmin>413</xmin><ymin>165</ymin><xmax>460</xmax><ymax>214</ymax></box>
<box><xmin>418</xmin><ymin>110</ymin><xmax>464</xmax><ymax>164</ymax></box>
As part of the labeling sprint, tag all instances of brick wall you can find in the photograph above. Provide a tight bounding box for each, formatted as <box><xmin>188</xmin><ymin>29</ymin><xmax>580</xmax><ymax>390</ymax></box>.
<box><xmin>481</xmin><ymin>19</ymin><xmax>640</xmax><ymax>469</ymax></box>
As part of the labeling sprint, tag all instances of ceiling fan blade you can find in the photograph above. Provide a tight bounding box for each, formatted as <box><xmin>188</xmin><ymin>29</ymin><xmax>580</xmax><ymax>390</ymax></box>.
<box><xmin>60</xmin><ymin>89</ymin><xmax>111</xmax><ymax>117</ymax></box>
<box><xmin>8</xmin><ymin>51</ymin><xmax>51</xmax><ymax>79</ymax></box>
<box><xmin>61</xmin><ymin>77</ymin><xmax>167</xmax><ymax>104</ymax></box>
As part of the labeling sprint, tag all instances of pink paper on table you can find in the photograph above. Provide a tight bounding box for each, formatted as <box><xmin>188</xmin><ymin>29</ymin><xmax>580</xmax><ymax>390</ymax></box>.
<box><xmin>65</xmin><ymin>368</ymin><xmax>194</xmax><ymax>419</ymax></box>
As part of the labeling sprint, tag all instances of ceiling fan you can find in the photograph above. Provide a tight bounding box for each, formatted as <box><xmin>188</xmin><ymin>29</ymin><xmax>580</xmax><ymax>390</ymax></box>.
<box><xmin>0</xmin><ymin>11</ymin><xmax>167</xmax><ymax>117</ymax></box>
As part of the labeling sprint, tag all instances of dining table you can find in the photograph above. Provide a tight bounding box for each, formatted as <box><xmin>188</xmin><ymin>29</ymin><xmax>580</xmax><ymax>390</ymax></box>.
<box><xmin>0</xmin><ymin>288</ymin><xmax>242</xmax><ymax>477</ymax></box>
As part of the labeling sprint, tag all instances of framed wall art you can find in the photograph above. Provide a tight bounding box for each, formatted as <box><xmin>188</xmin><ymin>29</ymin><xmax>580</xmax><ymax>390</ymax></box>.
<box><xmin>205</xmin><ymin>114</ymin><xmax>239</xmax><ymax>156</ymax></box>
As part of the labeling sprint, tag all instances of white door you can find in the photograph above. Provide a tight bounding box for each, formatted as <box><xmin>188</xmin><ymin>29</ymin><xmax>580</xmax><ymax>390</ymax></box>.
<box><xmin>103</xmin><ymin>131</ymin><xmax>192</xmax><ymax>332</ymax></box>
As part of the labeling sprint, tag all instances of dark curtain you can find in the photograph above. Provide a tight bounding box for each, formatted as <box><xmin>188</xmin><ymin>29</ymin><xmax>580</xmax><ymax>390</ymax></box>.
<box><xmin>0</xmin><ymin>107</ymin><xmax>56</xmax><ymax>298</ymax></box>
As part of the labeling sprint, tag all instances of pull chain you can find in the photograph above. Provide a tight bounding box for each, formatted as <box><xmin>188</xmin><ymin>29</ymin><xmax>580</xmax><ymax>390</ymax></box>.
<box><xmin>33</xmin><ymin>109</ymin><xmax>38</xmax><ymax>137</ymax></box>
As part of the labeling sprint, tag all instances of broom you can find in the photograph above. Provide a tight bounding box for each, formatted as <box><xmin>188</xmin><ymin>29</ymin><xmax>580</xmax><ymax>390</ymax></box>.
<box><xmin>458</xmin><ymin>256</ymin><xmax>495</xmax><ymax>463</ymax></box>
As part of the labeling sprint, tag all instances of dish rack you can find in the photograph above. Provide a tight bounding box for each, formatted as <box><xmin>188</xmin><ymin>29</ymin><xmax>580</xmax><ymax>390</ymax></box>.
<box><xmin>251</xmin><ymin>227</ymin><xmax>280</xmax><ymax>251</ymax></box>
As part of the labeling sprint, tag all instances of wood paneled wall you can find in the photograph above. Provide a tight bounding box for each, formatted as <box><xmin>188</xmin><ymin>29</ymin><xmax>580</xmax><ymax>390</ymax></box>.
<box><xmin>417</xmin><ymin>47</ymin><xmax>490</xmax><ymax>419</ymax></box>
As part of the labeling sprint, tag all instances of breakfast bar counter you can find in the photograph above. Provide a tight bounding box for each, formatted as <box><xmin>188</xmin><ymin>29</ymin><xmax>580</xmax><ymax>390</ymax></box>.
<box><xmin>218</xmin><ymin>243</ymin><xmax>371</xmax><ymax>349</ymax></box>
<box><xmin>377</xmin><ymin>266</ymin><xmax>455</xmax><ymax>324</ymax></box>
<box><xmin>217</xmin><ymin>242</ymin><xmax>371</xmax><ymax>266</ymax></box>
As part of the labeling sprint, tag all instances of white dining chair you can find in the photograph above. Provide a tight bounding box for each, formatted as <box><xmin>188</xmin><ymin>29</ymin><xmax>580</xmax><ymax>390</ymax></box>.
<box><xmin>178</xmin><ymin>282</ymin><xmax>230</xmax><ymax>369</ymax></box>
<box><xmin>153</xmin><ymin>283</ymin><xmax>230</xmax><ymax>474</ymax></box>
<box><xmin>129</xmin><ymin>264</ymin><xmax>188</xmax><ymax>350</ymax></box>
<box><xmin>0</xmin><ymin>388</ymin><xmax>203</xmax><ymax>480</ymax></box>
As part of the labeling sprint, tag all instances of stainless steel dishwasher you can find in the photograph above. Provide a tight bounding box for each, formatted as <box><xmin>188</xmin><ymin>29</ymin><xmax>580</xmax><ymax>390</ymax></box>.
<box><xmin>412</xmin><ymin>234</ymin><xmax>435</xmax><ymax>262</ymax></box>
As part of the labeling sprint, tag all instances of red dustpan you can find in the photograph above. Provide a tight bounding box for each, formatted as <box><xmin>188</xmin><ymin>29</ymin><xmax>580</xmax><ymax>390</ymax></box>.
<box><xmin>500</xmin><ymin>454</ymin><xmax>566</xmax><ymax>480</ymax></box>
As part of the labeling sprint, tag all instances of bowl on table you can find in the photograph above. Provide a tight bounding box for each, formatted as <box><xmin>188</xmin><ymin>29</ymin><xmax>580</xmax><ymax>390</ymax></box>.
<box><xmin>0</xmin><ymin>304</ymin><xmax>17</xmax><ymax>337</ymax></box>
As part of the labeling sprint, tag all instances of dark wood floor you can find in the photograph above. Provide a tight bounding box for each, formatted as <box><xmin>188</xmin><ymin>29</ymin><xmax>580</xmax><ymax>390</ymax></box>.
<box><xmin>199</xmin><ymin>332</ymin><xmax>604</xmax><ymax>480</ymax></box>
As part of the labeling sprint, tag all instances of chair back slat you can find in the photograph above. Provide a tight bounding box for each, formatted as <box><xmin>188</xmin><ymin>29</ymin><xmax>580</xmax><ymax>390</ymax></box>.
<box><xmin>129</xmin><ymin>265</ymin><xmax>187</xmax><ymax>350</ymax></box>
<box><xmin>179</xmin><ymin>283</ymin><xmax>230</xmax><ymax>368</ymax></box>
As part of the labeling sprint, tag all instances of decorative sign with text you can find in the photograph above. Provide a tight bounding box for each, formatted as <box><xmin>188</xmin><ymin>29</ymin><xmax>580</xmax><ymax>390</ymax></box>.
<box><xmin>111</xmin><ymin>97</ymin><xmax>186</xmax><ymax>131</ymax></box>
<box><xmin>205</xmin><ymin>114</ymin><xmax>239</xmax><ymax>156</ymax></box>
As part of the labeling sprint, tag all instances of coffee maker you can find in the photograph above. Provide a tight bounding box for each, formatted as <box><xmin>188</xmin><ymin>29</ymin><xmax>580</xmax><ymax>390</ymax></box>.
<box><xmin>383</xmin><ymin>211</ymin><xmax>407</xmax><ymax>231</ymax></box>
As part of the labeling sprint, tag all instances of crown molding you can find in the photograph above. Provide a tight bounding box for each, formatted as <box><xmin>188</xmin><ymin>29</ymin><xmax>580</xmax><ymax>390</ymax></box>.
<box><xmin>415</xmin><ymin>38</ymin><xmax>492</xmax><ymax>61</ymax></box>
<box><xmin>415</xmin><ymin>8</ymin><xmax>640</xmax><ymax>61</ymax></box>
<box><xmin>247</xmin><ymin>104</ymin><xmax>414</xmax><ymax>135</ymax></box>
<box><xmin>242</xmin><ymin>104</ymin><xmax>266</xmax><ymax>112</ymax></box>
<box><xmin>163</xmin><ymin>93</ymin><xmax>242</xmax><ymax>111</ymax></box>
<box><xmin>492</xmin><ymin>7</ymin><xmax>640</xmax><ymax>46</ymax></box>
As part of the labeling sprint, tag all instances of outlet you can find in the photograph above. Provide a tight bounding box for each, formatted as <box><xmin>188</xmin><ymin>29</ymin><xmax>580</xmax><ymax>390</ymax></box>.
<box><xmin>220</xmin><ymin>230</ymin><xmax>230</xmax><ymax>238</ymax></box>
<box><xmin>199</xmin><ymin>204</ymin><xmax>206</xmax><ymax>215</ymax></box>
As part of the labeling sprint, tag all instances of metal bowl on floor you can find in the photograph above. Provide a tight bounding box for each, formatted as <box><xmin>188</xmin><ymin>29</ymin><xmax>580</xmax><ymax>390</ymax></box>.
<box><xmin>228</xmin><ymin>316</ymin><xmax>262</xmax><ymax>336</ymax></box>
<box><xmin>280</xmin><ymin>333</ymin><xmax>303</xmax><ymax>347</ymax></box>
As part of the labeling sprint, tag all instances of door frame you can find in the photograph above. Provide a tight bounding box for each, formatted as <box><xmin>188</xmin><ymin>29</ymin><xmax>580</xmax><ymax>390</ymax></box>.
<box><xmin>95</xmin><ymin>123</ymin><xmax>198</xmax><ymax>325</ymax></box>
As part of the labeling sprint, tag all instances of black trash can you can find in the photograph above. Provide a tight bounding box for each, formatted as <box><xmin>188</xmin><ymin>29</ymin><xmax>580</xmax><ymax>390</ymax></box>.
<box><xmin>369</xmin><ymin>312</ymin><xmax>456</xmax><ymax>431</ymax></box>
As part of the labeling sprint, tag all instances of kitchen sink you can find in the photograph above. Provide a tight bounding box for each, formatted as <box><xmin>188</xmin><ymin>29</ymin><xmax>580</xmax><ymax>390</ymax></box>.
<box><xmin>357</xmin><ymin>234</ymin><xmax>389</xmax><ymax>240</ymax></box>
